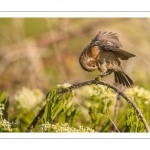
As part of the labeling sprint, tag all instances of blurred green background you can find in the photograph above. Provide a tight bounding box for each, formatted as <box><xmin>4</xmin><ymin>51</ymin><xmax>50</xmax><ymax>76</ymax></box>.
<box><xmin>0</xmin><ymin>18</ymin><xmax>150</xmax><ymax>112</ymax></box>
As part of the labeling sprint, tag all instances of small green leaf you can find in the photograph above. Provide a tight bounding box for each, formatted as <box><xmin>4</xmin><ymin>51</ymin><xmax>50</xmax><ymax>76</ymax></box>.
<box><xmin>43</xmin><ymin>99</ymin><xmax>52</xmax><ymax>123</ymax></box>
<box><xmin>52</xmin><ymin>100</ymin><xmax>64</xmax><ymax>120</ymax></box>
<box><xmin>42</xmin><ymin>88</ymin><xmax>60</xmax><ymax>123</ymax></box>
<box><xmin>58</xmin><ymin>113</ymin><xmax>66</xmax><ymax>124</ymax></box>
<box><xmin>0</xmin><ymin>91</ymin><xmax>8</xmax><ymax>103</ymax></box>
<box><xmin>101</xmin><ymin>120</ymin><xmax>111</xmax><ymax>132</ymax></box>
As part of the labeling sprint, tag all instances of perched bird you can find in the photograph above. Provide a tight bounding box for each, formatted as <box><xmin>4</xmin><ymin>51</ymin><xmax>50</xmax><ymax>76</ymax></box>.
<box><xmin>79</xmin><ymin>31</ymin><xmax>136</xmax><ymax>87</ymax></box>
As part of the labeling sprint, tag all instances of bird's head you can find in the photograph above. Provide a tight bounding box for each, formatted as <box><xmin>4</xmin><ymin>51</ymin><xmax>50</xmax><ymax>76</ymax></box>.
<box><xmin>79</xmin><ymin>53</ymin><xmax>98</xmax><ymax>72</ymax></box>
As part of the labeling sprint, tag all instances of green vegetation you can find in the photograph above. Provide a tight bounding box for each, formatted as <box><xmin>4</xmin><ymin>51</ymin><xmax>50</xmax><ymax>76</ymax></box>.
<box><xmin>37</xmin><ymin>122</ymin><xmax>95</xmax><ymax>132</ymax></box>
<box><xmin>0</xmin><ymin>83</ymin><xmax>150</xmax><ymax>132</ymax></box>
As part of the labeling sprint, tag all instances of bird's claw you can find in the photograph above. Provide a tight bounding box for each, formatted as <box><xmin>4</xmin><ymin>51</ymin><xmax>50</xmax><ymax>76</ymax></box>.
<box><xmin>95</xmin><ymin>75</ymin><xmax>103</xmax><ymax>81</ymax></box>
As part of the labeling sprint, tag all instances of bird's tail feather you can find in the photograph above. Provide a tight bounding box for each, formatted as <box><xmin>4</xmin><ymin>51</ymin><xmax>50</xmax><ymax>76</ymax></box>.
<box><xmin>114</xmin><ymin>71</ymin><xmax>134</xmax><ymax>87</ymax></box>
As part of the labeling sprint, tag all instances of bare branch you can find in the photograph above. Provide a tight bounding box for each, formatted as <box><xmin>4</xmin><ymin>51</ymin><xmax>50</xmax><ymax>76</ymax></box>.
<box><xmin>26</xmin><ymin>105</ymin><xmax>46</xmax><ymax>132</ymax></box>
<box><xmin>112</xmin><ymin>86</ymin><xmax>124</xmax><ymax>132</ymax></box>
<box><xmin>26</xmin><ymin>79</ymin><xmax>150</xmax><ymax>132</ymax></box>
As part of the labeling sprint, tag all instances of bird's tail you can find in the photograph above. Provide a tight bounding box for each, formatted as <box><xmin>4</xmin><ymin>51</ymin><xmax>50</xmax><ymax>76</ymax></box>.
<box><xmin>114</xmin><ymin>71</ymin><xmax>134</xmax><ymax>87</ymax></box>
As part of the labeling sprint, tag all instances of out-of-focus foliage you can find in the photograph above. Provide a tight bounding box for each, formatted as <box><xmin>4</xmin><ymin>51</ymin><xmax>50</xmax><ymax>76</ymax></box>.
<box><xmin>78</xmin><ymin>85</ymin><xmax>116</xmax><ymax>131</ymax></box>
<box><xmin>0</xmin><ymin>91</ymin><xmax>13</xmax><ymax>132</ymax></box>
<box><xmin>1</xmin><ymin>84</ymin><xmax>150</xmax><ymax>132</ymax></box>
<box><xmin>42</xmin><ymin>83</ymin><xmax>76</xmax><ymax>126</ymax></box>
<box><xmin>13</xmin><ymin>87</ymin><xmax>45</xmax><ymax>131</ymax></box>
<box><xmin>38</xmin><ymin>83</ymin><xmax>150</xmax><ymax>132</ymax></box>
<box><xmin>37</xmin><ymin>122</ymin><xmax>95</xmax><ymax>132</ymax></box>
<box><xmin>0</xmin><ymin>118</ymin><xmax>13</xmax><ymax>132</ymax></box>
<box><xmin>14</xmin><ymin>87</ymin><xmax>44</xmax><ymax>111</ymax></box>
<box><xmin>0</xmin><ymin>18</ymin><xmax>150</xmax><ymax>96</ymax></box>
<box><xmin>125</xmin><ymin>87</ymin><xmax>150</xmax><ymax>132</ymax></box>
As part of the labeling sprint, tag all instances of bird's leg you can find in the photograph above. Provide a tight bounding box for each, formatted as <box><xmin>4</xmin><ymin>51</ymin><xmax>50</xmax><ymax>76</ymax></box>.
<box><xmin>100</xmin><ymin>69</ymin><xmax>113</xmax><ymax>78</ymax></box>
<box><xmin>95</xmin><ymin>75</ymin><xmax>102</xmax><ymax>81</ymax></box>
<box><xmin>95</xmin><ymin>69</ymin><xmax>113</xmax><ymax>81</ymax></box>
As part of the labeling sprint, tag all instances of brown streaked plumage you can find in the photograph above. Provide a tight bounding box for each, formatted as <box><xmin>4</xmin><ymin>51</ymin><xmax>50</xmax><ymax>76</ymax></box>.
<box><xmin>79</xmin><ymin>31</ymin><xmax>136</xmax><ymax>87</ymax></box>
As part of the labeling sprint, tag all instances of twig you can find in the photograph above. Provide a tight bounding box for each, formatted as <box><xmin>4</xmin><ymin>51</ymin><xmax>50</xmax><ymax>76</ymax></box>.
<box><xmin>104</xmin><ymin>99</ymin><xmax>120</xmax><ymax>133</ymax></box>
<box><xmin>94</xmin><ymin>112</ymin><xmax>120</xmax><ymax>132</ymax></box>
<box><xmin>112</xmin><ymin>86</ymin><xmax>124</xmax><ymax>132</ymax></box>
<box><xmin>26</xmin><ymin>105</ymin><xmax>46</xmax><ymax>132</ymax></box>
<box><xmin>26</xmin><ymin>79</ymin><xmax>150</xmax><ymax>132</ymax></box>
<box><xmin>106</xmin><ymin>112</ymin><xmax>120</xmax><ymax>133</ymax></box>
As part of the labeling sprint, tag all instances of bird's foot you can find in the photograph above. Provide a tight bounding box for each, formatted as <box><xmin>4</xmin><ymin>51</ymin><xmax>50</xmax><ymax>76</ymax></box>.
<box><xmin>95</xmin><ymin>75</ymin><xmax>103</xmax><ymax>81</ymax></box>
<box><xmin>98</xmin><ymin>70</ymin><xmax>113</xmax><ymax>78</ymax></box>
<box><xmin>99</xmin><ymin>74</ymin><xmax>105</xmax><ymax>78</ymax></box>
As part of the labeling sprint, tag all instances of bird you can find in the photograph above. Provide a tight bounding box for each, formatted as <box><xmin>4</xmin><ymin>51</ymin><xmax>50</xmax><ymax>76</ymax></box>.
<box><xmin>79</xmin><ymin>31</ymin><xmax>136</xmax><ymax>87</ymax></box>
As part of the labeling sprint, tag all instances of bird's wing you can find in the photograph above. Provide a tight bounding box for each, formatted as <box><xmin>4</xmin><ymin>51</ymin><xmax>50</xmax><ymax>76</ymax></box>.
<box><xmin>104</xmin><ymin>46</ymin><xmax>136</xmax><ymax>60</ymax></box>
<box><xmin>91</xmin><ymin>31</ymin><xmax>122</xmax><ymax>48</ymax></box>
<box><xmin>90</xmin><ymin>31</ymin><xmax>136</xmax><ymax>60</ymax></box>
